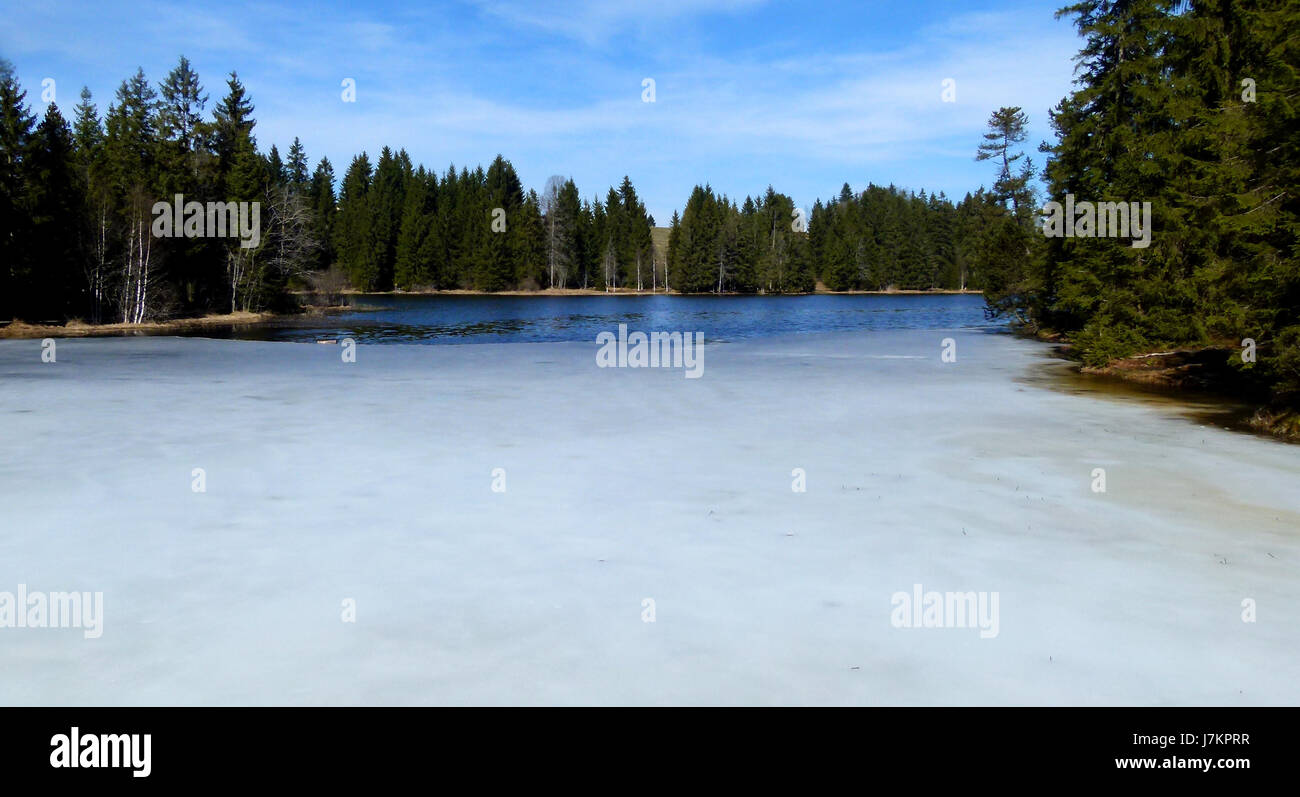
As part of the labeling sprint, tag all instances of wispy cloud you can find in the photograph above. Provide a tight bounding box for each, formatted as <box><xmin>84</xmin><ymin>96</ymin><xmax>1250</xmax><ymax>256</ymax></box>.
<box><xmin>0</xmin><ymin>0</ymin><xmax>1081</xmax><ymax>221</ymax></box>
<box><xmin>467</xmin><ymin>0</ymin><xmax>768</xmax><ymax>46</ymax></box>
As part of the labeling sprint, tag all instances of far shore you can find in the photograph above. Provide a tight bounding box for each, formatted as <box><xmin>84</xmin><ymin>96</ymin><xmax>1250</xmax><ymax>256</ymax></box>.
<box><xmin>1</xmin><ymin>289</ymin><xmax>982</xmax><ymax>339</ymax></box>
<box><xmin>0</xmin><ymin>306</ymin><xmax>347</xmax><ymax>340</ymax></box>
<box><xmin>309</xmin><ymin>287</ymin><xmax>986</xmax><ymax>297</ymax></box>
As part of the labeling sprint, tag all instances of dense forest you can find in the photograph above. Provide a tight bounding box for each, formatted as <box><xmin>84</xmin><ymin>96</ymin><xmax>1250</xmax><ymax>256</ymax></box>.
<box><xmin>978</xmin><ymin>0</ymin><xmax>1298</xmax><ymax>401</ymax></box>
<box><xmin>664</xmin><ymin>182</ymin><xmax>997</xmax><ymax>294</ymax></box>
<box><xmin>0</xmin><ymin>0</ymin><xmax>1296</xmax><ymax>402</ymax></box>
<box><xmin>0</xmin><ymin>56</ymin><xmax>671</xmax><ymax>319</ymax></box>
<box><xmin>0</xmin><ymin>56</ymin><xmax>993</xmax><ymax>328</ymax></box>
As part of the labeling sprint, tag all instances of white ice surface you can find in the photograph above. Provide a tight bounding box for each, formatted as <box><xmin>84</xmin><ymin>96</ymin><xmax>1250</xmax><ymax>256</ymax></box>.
<box><xmin>0</xmin><ymin>329</ymin><xmax>1297</xmax><ymax>705</ymax></box>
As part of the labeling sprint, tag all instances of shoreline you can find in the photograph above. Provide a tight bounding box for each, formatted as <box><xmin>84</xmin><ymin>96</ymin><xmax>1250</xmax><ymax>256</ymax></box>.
<box><xmin>1025</xmin><ymin>328</ymin><xmax>1299</xmax><ymax>443</ymax></box>
<box><xmin>7</xmin><ymin>298</ymin><xmax>1290</xmax><ymax>443</ymax></box>
<box><xmin>311</xmin><ymin>287</ymin><xmax>986</xmax><ymax>297</ymax></box>
<box><xmin>0</xmin><ymin>306</ymin><xmax>349</xmax><ymax>340</ymax></box>
<box><xmin>0</xmin><ymin>289</ymin><xmax>984</xmax><ymax>336</ymax></box>
<box><xmin>0</xmin><ymin>287</ymin><xmax>984</xmax><ymax>335</ymax></box>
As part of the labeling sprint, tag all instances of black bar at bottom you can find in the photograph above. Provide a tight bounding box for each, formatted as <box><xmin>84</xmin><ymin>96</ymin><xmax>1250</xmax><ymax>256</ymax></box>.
<box><xmin>0</xmin><ymin>707</ymin><xmax>1287</xmax><ymax>785</ymax></box>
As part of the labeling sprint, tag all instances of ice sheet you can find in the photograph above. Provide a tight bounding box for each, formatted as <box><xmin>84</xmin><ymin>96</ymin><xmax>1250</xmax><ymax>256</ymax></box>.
<box><xmin>0</xmin><ymin>329</ymin><xmax>1296</xmax><ymax>705</ymax></box>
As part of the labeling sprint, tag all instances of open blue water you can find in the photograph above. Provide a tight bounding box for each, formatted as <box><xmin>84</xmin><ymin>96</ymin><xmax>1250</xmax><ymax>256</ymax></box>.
<box><xmin>185</xmin><ymin>293</ymin><xmax>999</xmax><ymax>344</ymax></box>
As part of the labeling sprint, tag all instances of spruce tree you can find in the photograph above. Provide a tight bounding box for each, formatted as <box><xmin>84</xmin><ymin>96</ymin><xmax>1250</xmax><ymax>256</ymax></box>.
<box><xmin>335</xmin><ymin>152</ymin><xmax>376</xmax><ymax>289</ymax></box>
<box><xmin>285</xmin><ymin>137</ymin><xmax>309</xmax><ymax>192</ymax></box>
<box><xmin>309</xmin><ymin>156</ymin><xmax>336</xmax><ymax>270</ymax></box>
<box><xmin>26</xmin><ymin>104</ymin><xmax>83</xmax><ymax>319</ymax></box>
<box><xmin>0</xmin><ymin>59</ymin><xmax>35</xmax><ymax>319</ymax></box>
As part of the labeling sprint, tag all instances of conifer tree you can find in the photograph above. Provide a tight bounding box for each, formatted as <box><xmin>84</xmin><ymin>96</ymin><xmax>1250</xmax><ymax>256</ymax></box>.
<box><xmin>335</xmin><ymin>153</ymin><xmax>376</xmax><ymax>289</ymax></box>
<box><xmin>285</xmin><ymin>137</ymin><xmax>309</xmax><ymax>192</ymax></box>
<box><xmin>308</xmin><ymin>156</ymin><xmax>336</xmax><ymax>270</ymax></box>
<box><xmin>0</xmin><ymin>59</ymin><xmax>35</xmax><ymax>319</ymax></box>
<box><xmin>26</xmin><ymin>104</ymin><xmax>83</xmax><ymax>319</ymax></box>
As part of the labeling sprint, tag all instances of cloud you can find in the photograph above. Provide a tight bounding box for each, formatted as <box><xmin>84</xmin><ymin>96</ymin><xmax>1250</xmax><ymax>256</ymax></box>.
<box><xmin>1</xmin><ymin>0</ymin><xmax>1081</xmax><ymax>221</ymax></box>
<box><xmin>466</xmin><ymin>0</ymin><xmax>768</xmax><ymax>46</ymax></box>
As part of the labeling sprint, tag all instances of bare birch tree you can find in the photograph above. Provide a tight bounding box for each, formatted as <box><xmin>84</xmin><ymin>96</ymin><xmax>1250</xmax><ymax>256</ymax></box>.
<box><xmin>541</xmin><ymin>175</ymin><xmax>569</xmax><ymax>289</ymax></box>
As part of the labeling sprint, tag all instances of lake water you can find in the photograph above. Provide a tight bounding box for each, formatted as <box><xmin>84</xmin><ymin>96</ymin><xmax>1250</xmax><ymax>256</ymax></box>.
<box><xmin>186</xmin><ymin>293</ymin><xmax>997</xmax><ymax>344</ymax></box>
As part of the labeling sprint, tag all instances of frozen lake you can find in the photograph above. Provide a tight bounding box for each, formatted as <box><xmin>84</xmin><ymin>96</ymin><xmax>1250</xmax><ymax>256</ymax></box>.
<box><xmin>1</xmin><ymin>326</ymin><xmax>1297</xmax><ymax>705</ymax></box>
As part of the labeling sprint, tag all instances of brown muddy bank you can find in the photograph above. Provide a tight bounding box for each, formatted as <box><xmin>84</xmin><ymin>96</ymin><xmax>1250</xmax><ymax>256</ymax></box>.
<box><xmin>1024</xmin><ymin>338</ymin><xmax>1298</xmax><ymax>443</ymax></box>
<box><xmin>0</xmin><ymin>306</ymin><xmax>351</xmax><ymax>340</ymax></box>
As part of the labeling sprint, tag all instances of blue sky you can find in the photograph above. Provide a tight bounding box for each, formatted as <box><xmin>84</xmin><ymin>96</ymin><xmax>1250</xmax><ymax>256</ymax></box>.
<box><xmin>2</xmin><ymin>0</ymin><xmax>1083</xmax><ymax>223</ymax></box>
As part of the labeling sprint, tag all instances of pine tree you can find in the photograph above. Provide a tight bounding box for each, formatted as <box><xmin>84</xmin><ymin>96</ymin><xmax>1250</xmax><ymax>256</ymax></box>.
<box><xmin>559</xmin><ymin>182</ymin><xmax>583</xmax><ymax>289</ymax></box>
<box><xmin>394</xmin><ymin>167</ymin><xmax>431</xmax><ymax>290</ymax></box>
<box><xmin>334</xmin><ymin>152</ymin><xmax>376</xmax><ymax>289</ymax></box>
<box><xmin>975</xmin><ymin>107</ymin><xmax>1032</xmax><ymax>217</ymax></box>
<box><xmin>369</xmin><ymin>146</ymin><xmax>407</xmax><ymax>290</ymax></box>
<box><xmin>308</xmin><ymin>156</ymin><xmax>336</xmax><ymax>270</ymax></box>
<box><xmin>225</xmin><ymin>134</ymin><xmax>266</xmax><ymax>311</ymax></box>
<box><xmin>156</xmin><ymin>56</ymin><xmax>222</xmax><ymax>314</ymax></box>
<box><xmin>104</xmin><ymin>68</ymin><xmax>160</xmax><ymax>323</ymax></box>
<box><xmin>285</xmin><ymin>137</ymin><xmax>309</xmax><ymax>192</ymax></box>
<box><xmin>0</xmin><ymin>59</ymin><xmax>36</xmax><ymax>320</ymax></box>
<box><xmin>26</xmin><ymin>104</ymin><xmax>83</xmax><ymax>319</ymax></box>
<box><xmin>266</xmin><ymin>144</ymin><xmax>285</xmax><ymax>187</ymax></box>
<box><xmin>212</xmin><ymin>71</ymin><xmax>254</xmax><ymax>190</ymax></box>
<box><xmin>73</xmin><ymin>87</ymin><xmax>111</xmax><ymax>321</ymax></box>
<box><xmin>513</xmin><ymin>189</ymin><xmax>546</xmax><ymax>288</ymax></box>
<box><xmin>156</xmin><ymin>55</ymin><xmax>208</xmax><ymax>183</ymax></box>
<box><xmin>477</xmin><ymin>154</ymin><xmax>522</xmax><ymax>290</ymax></box>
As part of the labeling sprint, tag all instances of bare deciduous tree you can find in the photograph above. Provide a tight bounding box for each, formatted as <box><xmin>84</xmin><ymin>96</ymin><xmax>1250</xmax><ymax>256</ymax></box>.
<box><xmin>541</xmin><ymin>174</ymin><xmax>571</xmax><ymax>288</ymax></box>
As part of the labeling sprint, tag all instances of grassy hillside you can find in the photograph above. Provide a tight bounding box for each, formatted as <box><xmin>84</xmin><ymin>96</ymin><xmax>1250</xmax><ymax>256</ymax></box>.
<box><xmin>651</xmin><ymin>227</ymin><xmax>671</xmax><ymax>270</ymax></box>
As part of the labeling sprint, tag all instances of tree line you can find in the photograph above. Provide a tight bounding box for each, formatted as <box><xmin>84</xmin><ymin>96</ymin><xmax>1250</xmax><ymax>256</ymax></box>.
<box><xmin>336</xmin><ymin>158</ymin><xmax>658</xmax><ymax>293</ymax></box>
<box><xmin>0</xmin><ymin>57</ymin><xmax>673</xmax><ymax>322</ymax></box>
<box><xmin>972</xmin><ymin>0</ymin><xmax>1298</xmax><ymax>402</ymax></box>
<box><xmin>1</xmin><ymin>57</ymin><xmax>1010</xmax><ymax>327</ymax></box>
<box><xmin>0</xmin><ymin>57</ymin><xmax>323</xmax><ymax>323</ymax></box>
